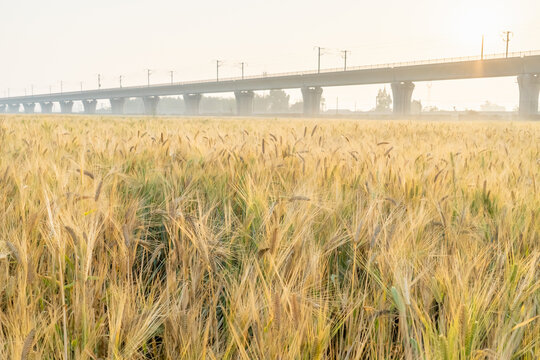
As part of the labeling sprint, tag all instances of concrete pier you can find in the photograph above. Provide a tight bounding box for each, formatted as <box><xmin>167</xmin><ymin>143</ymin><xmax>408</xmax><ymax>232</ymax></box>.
<box><xmin>40</xmin><ymin>102</ymin><xmax>54</xmax><ymax>113</ymax></box>
<box><xmin>82</xmin><ymin>99</ymin><xmax>97</xmax><ymax>114</ymax></box>
<box><xmin>183</xmin><ymin>93</ymin><xmax>202</xmax><ymax>115</ymax></box>
<box><xmin>60</xmin><ymin>101</ymin><xmax>73</xmax><ymax>113</ymax></box>
<box><xmin>234</xmin><ymin>90</ymin><xmax>254</xmax><ymax>115</ymax></box>
<box><xmin>301</xmin><ymin>86</ymin><xmax>323</xmax><ymax>115</ymax></box>
<box><xmin>110</xmin><ymin>98</ymin><xmax>125</xmax><ymax>114</ymax></box>
<box><xmin>143</xmin><ymin>96</ymin><xmax>160</xmax><ymax>116</ymax></box>
<box><xmin>518</xmin><ymin>74</ymin><xmax>539</xmax><ymax>117</ymax></box>
<box><xmin>8</xmin><ymin>104</ymin><xmax>20</xmax><ymax>113</ymax></box>
<box><xmin>391</xmin><ymin>81</ymin><xmax>415</xmax><ymax>115</ymax></box>
<box><xmin>23</xmin><ymin>103</ymin><xmax>36</xmax><ymax>114</ymax></box>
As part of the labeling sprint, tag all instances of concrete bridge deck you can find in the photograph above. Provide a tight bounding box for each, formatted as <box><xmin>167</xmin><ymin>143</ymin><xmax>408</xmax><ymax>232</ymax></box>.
<box><xmin>1</xmin><ymin>50</ymin><xmax>539</xmax><ymax>116</ymax></box>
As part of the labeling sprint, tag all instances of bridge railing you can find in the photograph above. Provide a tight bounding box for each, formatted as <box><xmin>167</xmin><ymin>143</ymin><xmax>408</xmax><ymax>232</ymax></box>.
<box><xmin>139</xmin><ymin>49</ymin><xmax>540</xmax><ymax>87</ymax></box>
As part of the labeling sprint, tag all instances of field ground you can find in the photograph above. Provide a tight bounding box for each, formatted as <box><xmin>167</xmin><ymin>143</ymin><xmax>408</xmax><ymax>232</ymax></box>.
<box><xmin>0</xmin><ymin>115</ymin><xmax>538</xmax><ymax>359</ymax></box>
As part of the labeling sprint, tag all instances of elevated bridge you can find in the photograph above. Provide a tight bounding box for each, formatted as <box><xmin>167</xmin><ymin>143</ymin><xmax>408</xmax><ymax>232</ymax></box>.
<box><xmin>1</xmin><ymin>50</ymin><xmax>539</xmax><ymax>117</ymax></box>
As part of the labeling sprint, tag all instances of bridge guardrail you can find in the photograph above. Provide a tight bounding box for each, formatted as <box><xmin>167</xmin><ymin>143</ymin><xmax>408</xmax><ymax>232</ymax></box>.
<box><xmin>107</xmin><ymin>49</ymin><xmax>540</xmax><ymax>89</ymax></box>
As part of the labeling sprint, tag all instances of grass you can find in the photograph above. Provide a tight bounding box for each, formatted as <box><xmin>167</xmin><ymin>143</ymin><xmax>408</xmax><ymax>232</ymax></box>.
<box><xmin>0</xmin><ymin>114</ymin><xmax>538</xmax><ymax>359</ymax></box>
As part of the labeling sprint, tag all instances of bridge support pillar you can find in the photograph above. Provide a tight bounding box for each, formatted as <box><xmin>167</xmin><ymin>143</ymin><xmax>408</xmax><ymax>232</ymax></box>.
<box><xmin>183</xmin><ymin>94</ymin><xmax>202</xmax><ymax>115</ymax></box>
<box><xmin>301</xmin><ymin>86</ymin><xmax>323</xmax><ymax>116</ymax></box>
<box><xmin>40</xmin><ymin>102</ymin><xmax>54</xmax><ymax>113</ymax></box>
<box><xmin>110</xmin><ymin>98</ymin><xmax>125</xmax><ymax>114</ymax></box>
<box><xmin>518</xmin><ymin>74</ymin><xmax>539</xmax><ymax>117</ymax></box>
<box><xmin>82</xmin><ymin>99</ymin><xmax>97</xmax><ymax>114</ymax></box>
<box><xmin>234</xmin><ymin>90</ymin><xmax>254</xmax><ymax>115</ymax></box>
<box><xmin>23</xmin><ymin>103</ymin><xmax>36</xmax><ymax>113</ymax></box>
<box><xmin>143</xmin><ymin>96</ymin><xmax>160</xmax><ymax>116</ymax></box>
<box><xmin>60</xmin><ymin>101</ymin><xmax>73</xmax><ymax>113</ymax></box>
<box><xmin>391</xmin><ymin>81</ymin><xmax>415</xmax><ymax>115</ymax></box>
<box><xmin>8</xmin><ymin>104</ymin><xmax>20</xmax><ymax>113</ymax></box>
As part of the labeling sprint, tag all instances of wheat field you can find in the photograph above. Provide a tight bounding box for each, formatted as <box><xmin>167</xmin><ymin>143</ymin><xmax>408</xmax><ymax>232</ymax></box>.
<box><xmin>0</xmin><ymin>115</ymin><xmax>538</xmax><ymax>359</ymax></box>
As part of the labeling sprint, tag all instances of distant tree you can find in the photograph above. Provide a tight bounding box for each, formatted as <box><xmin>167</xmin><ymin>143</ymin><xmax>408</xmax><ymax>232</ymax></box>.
<box><xmin>124</xmin><ymin>98</ymin><xmax>144</xmax><ymax>114</ymax></box>
<box><xmin>157</xmin><ymin>96</ymin><xmax>184</xmax><ymax>114</ymax></box>
<box><xmin>268</xmin><ymin>90</ymin><xmax>290</xmax><ymax>113</ymax></box>
<box><xmin>411</xmin><ymin>99</ymin><xmax>422</xmax><ymax>114</ymax></box>
<box><xmin>200</xmin><ymin>96</ymin><xmax>235</xmax><ymax>114</ymax></box>
<box><xmin>424</xmin><ymin>105</ymin><xmax>439</xmax><ymax>112</ymax></box>
<box><xmin>290</xmin><ymin>101</ymin><xmax>303</xmax><ymax>113</ymax></box>
<box><xmin>375</xmin><ymin>88</ymin><xmax>392</xmax><ymax>112</ymax></box>
<box><xmin>254</xmin><ymin>94</ymin><xmax>270</xmax><ymax>113</ymax></box>
<box><xmin>252</xmin><ymin>90</ymin><xmax>291</xmax><ymax>113</ymax></box>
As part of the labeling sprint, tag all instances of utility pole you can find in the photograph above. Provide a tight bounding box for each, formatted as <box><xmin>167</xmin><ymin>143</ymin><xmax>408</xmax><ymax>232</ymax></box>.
<box><xmin>216</xmin><ymin>60</ymin><xmax>221</xmax><ymax>82</ymax></box>
<box><xmin>98</xmin><ymin>74</ymin><xmax>101</xmax><ymax>89</ymax></box>
<box><xmin>241</xmin><ymin>62</ymin><xmax>245</xmax><ymax>80</ymax></box>
<box><xmin>481</xmin><ymin>35</ymin><xmax>484</xmax><ymax>60</ymax></box>
<box><xmin>501</xmin><ymin>31</ymin><xmax>513</xmax><ymax>58</ymax></box>
<box><xmin>170</xmin><ymin>71</ymin><xmax>174</xmax><ymax>84</ymax></box>
<box><xmin>146</xmin><ymin>69</ymin><xmax>151</xmax><ymax>87</ymax></box>
<box><xmin>119</xmin><ymin>75</ymin><xmax>123</xmax><ymax>88</ymax></box>
<box><xmin>31</xmin><ymin>84</ymin><xmax>34</xmax><ymax>96</ymax></box>
<box><xmin>317</xmin><ymin>47</ymin><xmax>321</xmax><ymax>74</ymax></box>
<box><xmin>314</xmin><ymin>46</ymin><xmax>330</xmax><ymax>73</ymax></box>
<box><xmin>342</xmin><ymin>50</ymin><xmax>349</xmax><ymax>71</ymax></box>
<box><xmin>60</xmin><ymin>81</ymin><xmax>63</xmax><ymax>94</ymax></box>
<box><xmin>49</xmin><ymin>86</ymin><xmax>51</xmax><ymax>95</ymax></box>
<box><xmin>80</xmin><ymin>82</ymin><xmax>83</xmax><ymax>92</ymax></box>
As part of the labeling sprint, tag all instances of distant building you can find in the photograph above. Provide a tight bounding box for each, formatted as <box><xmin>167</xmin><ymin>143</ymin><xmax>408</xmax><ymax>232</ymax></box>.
<box><xmin>324</xmin><ymin>108</ymin><xmax>354</xmax><ymax>115</ymax></box>
<box><xmin>480</xmin><ymin>101</ymin><xmax>506</xmax><ymax>112</ymax></box>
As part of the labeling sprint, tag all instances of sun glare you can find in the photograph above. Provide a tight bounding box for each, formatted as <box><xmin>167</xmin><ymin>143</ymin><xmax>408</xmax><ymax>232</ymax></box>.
<box><xmin>454</xmin><ymin>1</ymin><xmax>510</xmax><ymax>50</ymax></box>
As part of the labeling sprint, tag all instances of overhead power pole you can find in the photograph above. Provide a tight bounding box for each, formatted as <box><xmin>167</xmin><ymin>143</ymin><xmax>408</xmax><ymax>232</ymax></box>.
<box><xmin>241</xmin><ymin>62</ymin><xmax>245</xmax><ymax>80</ymax></box>
<box><xmin>98</xmin><ymin>74</ymin><xmax>101</xmax><ymax>89</ymax></box>
<box><xmin>146</xmin><ymin>69</ymin><xmax>151</xmax><ymax>87</ymax></box>
<box><xmin>342</xmin><ymin>50</ymin><xmax>349</xmax><ymax>71</ymax></box>
<box><xmin>317</xmin><ymin>47</ymin><xmax>321</xmax><ymax>74</ymax></box>
<box><xmin>501</xmin><ymin>31</ymin><xmax>513</xmax><ymax>58</ymax></box>
<box><xmin>170</xmin><ymin>71</ymin><xmax>174</xmax><ymax>84</ymax></box>
<box><xmin>216</xmin><ymin>60</ymin><xmax>222</xmax><ymax>82</ymax></box>
<box><xmin>119</xmin><ymin>75</ymin><xmax>123</xmax><ymax>88</ymax></box>
<box><xmin>314</xmin><ymin>46</ymin><xmax>330</xmax><ymax>74</ymax></box>
<box><xmin>481</xmin><ymin>35</ymin><xmax>484</xmax><ymax>60</ymax></box>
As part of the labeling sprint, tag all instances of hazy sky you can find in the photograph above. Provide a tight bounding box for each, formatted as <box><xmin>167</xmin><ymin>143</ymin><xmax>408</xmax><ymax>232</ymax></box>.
<box><xmin>1</xmin><ymin>0</ymin><xmax>539</xmax><ymax>111</ymax></box>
